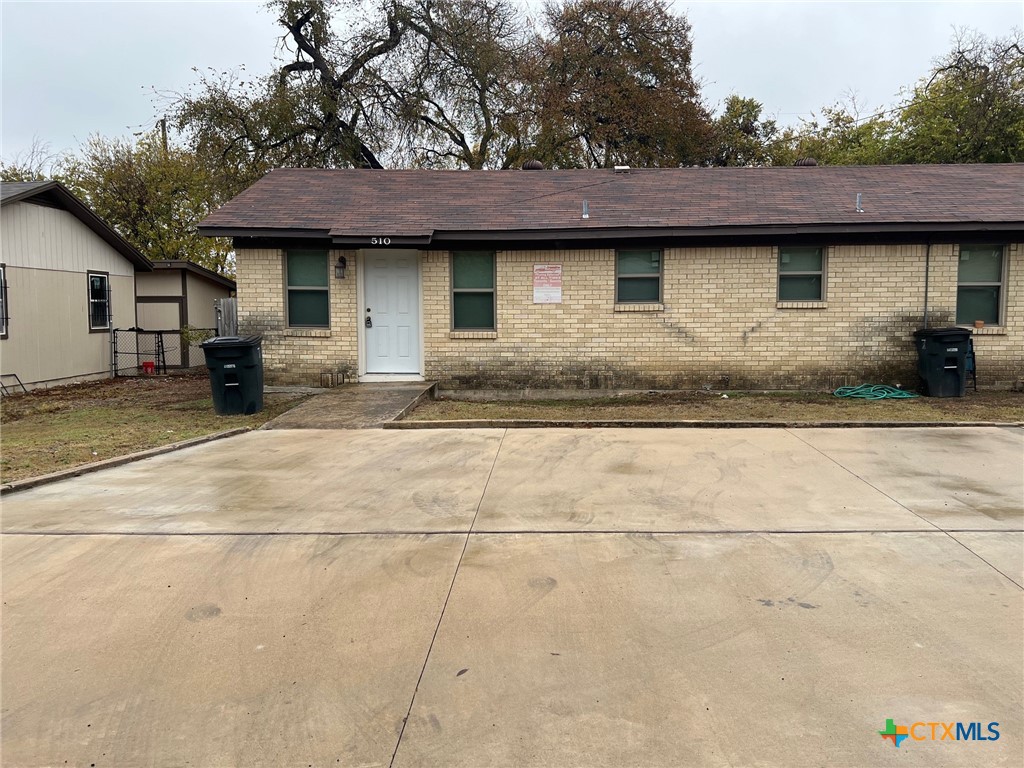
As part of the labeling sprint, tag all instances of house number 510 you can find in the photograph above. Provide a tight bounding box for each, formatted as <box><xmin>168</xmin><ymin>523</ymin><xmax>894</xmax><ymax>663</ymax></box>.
<box><xmin>371</xmin><ymin>237</ymin><xmax>392</xmax><ymax>245</ymax></box>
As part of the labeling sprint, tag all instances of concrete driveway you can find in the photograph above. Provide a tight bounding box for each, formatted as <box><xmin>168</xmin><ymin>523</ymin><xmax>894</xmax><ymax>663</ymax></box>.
<box><xmin>2</xmin><ymin>427</ymin><xmax>1022</xmax><ymax>767</ymax></box>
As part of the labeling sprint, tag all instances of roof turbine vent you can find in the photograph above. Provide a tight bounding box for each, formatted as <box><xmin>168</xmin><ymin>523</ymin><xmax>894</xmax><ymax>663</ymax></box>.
<box><xmin>794</xmin><ymin>157</ymin><xmax>818</xmax><ymax>167</ymax></box>
<box><xmin>521</xmin><ymin>160</ymin><xmax>544</xmax><ymax>170</ymax></box>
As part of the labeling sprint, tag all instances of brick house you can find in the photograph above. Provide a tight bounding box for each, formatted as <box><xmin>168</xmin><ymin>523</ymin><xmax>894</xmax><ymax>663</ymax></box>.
<box><xmin>198</xmin><ymin>164</ymin><xmax>1023</xmax><ymax>390</ymax></box>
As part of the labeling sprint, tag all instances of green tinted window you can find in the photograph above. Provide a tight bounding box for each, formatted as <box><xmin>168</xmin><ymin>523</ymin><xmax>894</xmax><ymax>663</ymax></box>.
<box><xmin>288</xmin><ymin>291</ymin><xmax>330</xmax><ymax>327</ymax></box>
<box><xmin>956</xmin><ymin>245</ymin><xmax>1004</xmax><ymax>325</ymax></box>
<box><xmin>617</xmin><ymin>278</ymin><xmax>661</xmax><ymax>302</ymax></box>
<box><xmin>779</xmin><ymin>247</ymin><xmax>823</xmax><ymax>273</ymax></box>
<box><xmin>956</xmin><ymin>287</ymin><xmax>1000</xmax><ymax>325</ymax></box>
<box><xmin>958</xmin><ymin>246</ymin><xmax>1003</xmax><ymax>283</ymax></box>
<box><xmin>452</xmin><ymin>251</ymin><xmax>496</xmax><ymax>330</ymax></box>
<box><xmin>778</xmin><ymin>246</ymin><xmax>825</xmax><ymax>301</ymax></box>
<box><xmin>453</xmin><ymin>252</ymin><xmax>495</xmax><ymax>290</ymax></box>
<box><xmin>617</xmin><ymin>250</ymin><xmax>661</xmax><ymax>275</ymax></box>
<box><xmin>287</xmin><ymin>251</ymin><xmax>329</xmax><ymax>287</ymax></box>
<box><xmin>453</xmin><ymin>293</ymin><xmax>495</xmax><ymax>329</ymax></box>
<box><xmin>616</xmin><ymin>250</ymin><xmax>662</xmax><ymax>302</ymax></box>
<box><xmin>286</xmin><ymin>251</ymin><xmax>329</xmax><ymax>327</ymax></box>
<box><xmin>778</xmin><ymin>275</ymin><xmax>823</xmax><ymax>301</ymax></box>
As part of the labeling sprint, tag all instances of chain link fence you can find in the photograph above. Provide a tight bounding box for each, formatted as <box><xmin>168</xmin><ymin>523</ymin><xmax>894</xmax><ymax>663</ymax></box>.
<box><xmin>112</xmin><ymin>328</ymin><xmax>215</xmax><ymax>377</ymax></box>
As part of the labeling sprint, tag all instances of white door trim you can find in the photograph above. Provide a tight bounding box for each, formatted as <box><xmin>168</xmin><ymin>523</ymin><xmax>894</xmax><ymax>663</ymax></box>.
<box><xmin>357</xmin><ymin>249</ymin><xmax>425</xmax><ymax>382</ymax></box>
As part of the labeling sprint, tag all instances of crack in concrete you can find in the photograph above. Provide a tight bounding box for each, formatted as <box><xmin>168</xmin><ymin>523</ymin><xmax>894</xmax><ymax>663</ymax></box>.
<box><xmin>785</xmin><ymin>428</ymin><xmax>1024</xmax><ymax>591</ymax></box>
<box><xmin>4</xmin><ymin>528</ymin><xmax>1020</xmax><ymax>536</ymax></box>
<box><xmin>388</xmin><ymin>427</ymin><xmax>509</xmax><ymax>768</ymax></box>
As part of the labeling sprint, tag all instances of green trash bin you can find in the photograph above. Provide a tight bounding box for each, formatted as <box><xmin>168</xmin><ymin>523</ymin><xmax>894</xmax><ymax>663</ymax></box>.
<box><xmin>200</xmin><ymin>335</ymin><xmax>264</xmax><ymax>415</ymax></box>
<box><xmin>912</xmin><ymin>327</ymin><xmax>971</xmax><ymax>397</ymax></box>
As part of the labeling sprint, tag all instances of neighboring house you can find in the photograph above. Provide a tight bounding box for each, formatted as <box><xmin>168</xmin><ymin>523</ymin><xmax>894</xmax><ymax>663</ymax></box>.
<box><xmin>135</xmin><ymin>260</ymin><xmax>236</xmax><ymax>368</ymax></box>
<box><xmin>198</xmin><ymin>164</ymin><xmax>1023</xmax><ymax>390</ymax></box>
<box><xmin>1</xmin><ymin>181</ymin><xmax>152</xmax><ymax>391</ymax></box>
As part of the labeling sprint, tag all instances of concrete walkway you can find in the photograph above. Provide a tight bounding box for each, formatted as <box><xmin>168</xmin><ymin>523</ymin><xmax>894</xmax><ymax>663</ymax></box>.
<box><xmin>2</xmin><ymin>427</ymin><xmax>1022</xmax><ymax>767</ymax></box>
<box><xmin>263</xmin><ymin>382</ymin><xmax>435</xmax><ymax>429</ymax></box>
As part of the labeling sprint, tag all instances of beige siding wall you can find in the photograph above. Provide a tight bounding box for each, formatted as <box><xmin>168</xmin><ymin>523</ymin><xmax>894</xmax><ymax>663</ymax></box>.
<box><xmin>137</xmin><ymin>302</ymin><xmax>181</xmax><ymax>331</ymax></box>
<box><xmin>136</xmin><ymin>270</ymin><xmax>183</xmax><ymax>297</ymax></box>
<box><xmin>1</xmin><ymin>202</ymin><xmax>135</xmax><ymax>276</ymax></box>
<box><xmin>234</xmin><ymin>242</ymin><xmax>1022</xmax><ymax>389</ymax></box>
<box><xmin>184</xmin><ymin>273</ymin><xmax>233</xmax><ymax>367</ymax></box>
<box><xmin>1</xmin><ymin>268</ymin><xmax>135</xmax><ymax>388</ymax></box>
<box><xmin>184</xmin><ymin>273</ymin><xmax>229</xmax><ymax>329</ymax></box>
<box><xmin>1</xmin><ymin>201</ymin><xmax>138</xmax><ymax>389</ymax></box>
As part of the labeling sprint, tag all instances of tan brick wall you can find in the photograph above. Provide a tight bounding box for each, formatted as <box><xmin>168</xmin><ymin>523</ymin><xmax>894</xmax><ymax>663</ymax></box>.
<box><xmin>237</xmin><ymin>243</ymin><xmax>1022</xmax><ymax>389</ymax></box>
<box><xmin>235</xmin><ymin>248</ymin><xmax>358</xmax><ymax>385</ymax></box>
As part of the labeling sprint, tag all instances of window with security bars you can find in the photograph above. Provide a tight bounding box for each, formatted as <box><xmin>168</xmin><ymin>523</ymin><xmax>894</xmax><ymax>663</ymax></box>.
<box><xmin>956</xmin><ymin>245</ymin><xmax>1004</xmax><ymax>326</ymax></box>
<box><xmin>0</xmin><ymin>264</ymin><xmax>8</xmax><ymax>339</ymax></box>
<box><xmin>778</xmin><ymin>246</ymin><xmax>826</xmax><ymax>301</ymax></box>
<box><xmin>451</xmin><ymin>251</ymin><xmax>496</xmax><ymax>330</ymax></box>
<box><xmin>286</xmin><ymin>250</ymin><xmax>330</xmax><ymax>327</ymax></box>
<box><xmin>87</xmin><ymin>272</ymin><xmax>111</xmax><ymax>331</ymax></box>
<box><xmin>616</xmin><ymin>249</ymin><xmax>662</xmax><ymax>303</ymax></box>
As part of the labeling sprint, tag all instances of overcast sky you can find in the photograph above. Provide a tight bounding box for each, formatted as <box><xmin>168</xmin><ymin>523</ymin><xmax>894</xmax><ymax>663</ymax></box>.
<box><xmin>1</xmin><ymin>0</ymin><xmax>1020</xmax><ymax>166</ymax></box>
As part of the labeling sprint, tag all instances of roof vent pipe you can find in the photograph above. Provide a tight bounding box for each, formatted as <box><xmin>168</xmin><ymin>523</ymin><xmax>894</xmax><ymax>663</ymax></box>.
<box><xmin>613</xmin><ymin>166</ymin><xmax>631</xmax><ymax>173</ymax></box>
<box><xmin>856</xmin><ymin>193</ymin><xmax>864</xmax><ymax>213</ymax></box>
<box><xmin>582</xmin><ymin>200</ymin><xmax>590</xmax><ymax>219</ymax></box>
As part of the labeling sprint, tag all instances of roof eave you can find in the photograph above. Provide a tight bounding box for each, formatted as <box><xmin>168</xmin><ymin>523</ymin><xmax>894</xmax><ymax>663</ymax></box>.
<box><xmin>2</xmin><ymin>182</ymin><xmax>153</xmax><ymax>271</ymax></box>
<box><xmin>432</xmin><ymin>221</ymin><xmax>1024</xmax><ymax>241</ymax></box>
<box><xmin>214</xmin><ymin>220</ymin><xmax>1024</xmax><ymax>248</ymax></box>
<box><xmin>198</xmin><ymin>226</ymin><xmax>332</xmax><ymax>239</ymax></box>
<box><xmin>152</xmin><ymin>260</ymin><xmax>236</xmax><ymax>289</ymax></box>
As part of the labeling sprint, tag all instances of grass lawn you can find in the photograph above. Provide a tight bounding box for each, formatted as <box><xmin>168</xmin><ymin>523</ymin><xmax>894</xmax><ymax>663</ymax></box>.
<box><xmin>407</xmin><ymin>389</ymin><xmax>1024</xmax><ymax>424</ymax></box>
<box><xmin>1</xmin><ymin>373</ymin><xmax>308</xmax><ymax>484</ymax></box>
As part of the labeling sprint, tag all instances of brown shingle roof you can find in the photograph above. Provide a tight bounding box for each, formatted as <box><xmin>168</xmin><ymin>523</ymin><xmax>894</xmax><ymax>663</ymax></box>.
<box><xmin>198</xmin><ymin>165</ymin><xmax>1024</xmax><ymax>241</ymax></box>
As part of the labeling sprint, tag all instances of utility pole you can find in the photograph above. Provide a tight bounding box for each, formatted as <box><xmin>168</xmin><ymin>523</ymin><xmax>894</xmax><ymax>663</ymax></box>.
<box><xmin>157</xmin><ymin>117</ymin><xmax>168</xmax><ymax>157</ymax></box>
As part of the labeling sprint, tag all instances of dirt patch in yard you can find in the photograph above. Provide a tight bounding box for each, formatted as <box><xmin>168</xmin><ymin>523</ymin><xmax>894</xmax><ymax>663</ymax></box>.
<box><xmin>407</xmin><ymin>390</ymin><xmax>1024</xmax><ymax>424</ymax></box>
<box><xmin>1</xmin><ymin>373</ymin><xmax>308</xmax><ymax>483</ymax></box>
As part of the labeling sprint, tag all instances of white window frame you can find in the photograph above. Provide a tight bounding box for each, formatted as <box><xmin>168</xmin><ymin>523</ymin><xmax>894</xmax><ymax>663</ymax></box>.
<box><xmin>956</xmin><ymin>244</ymin><xmax>1006</xmax><ymax>327</ymax></box>
<box><xmin>0</xmin><ymin>263</ymin><xmax>8</xmax><ymax>339</ymax></box>
<box><xmin>450</xmin><ymin>251</ymin><xmax>497</xmax><ymax>331</ymax></box>
<box><xmin>777</xmin><ymin>246</ymin><xmax>827</xmax><ymax>302</ymax></box>
<box><xmin>615</xmin><ymin>249</ymin><xmax>663</xmax><ymax>304</ymax></box>
<box><xmin>87</xmin><ymin>271</ymin><xmax>111</xmax><ymax>332</ymax></box>
<box><xmin>285</xmin><ymin>250</ymin><xmax>331</xmax><ymax>329</ymax></box>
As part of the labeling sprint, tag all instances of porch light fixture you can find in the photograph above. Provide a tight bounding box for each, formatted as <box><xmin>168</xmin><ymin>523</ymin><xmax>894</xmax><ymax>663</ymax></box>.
<box><xmin>335</xmin><ymin>255</ymin><xmax>348</xmax><ymax>279</ymax></box>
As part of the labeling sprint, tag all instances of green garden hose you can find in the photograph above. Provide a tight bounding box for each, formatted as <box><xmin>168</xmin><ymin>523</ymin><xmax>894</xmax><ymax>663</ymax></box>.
<box><xmin>833</xmin><ymin>384</ymin><xmax>919</xmax><ymax>399</ymax></box>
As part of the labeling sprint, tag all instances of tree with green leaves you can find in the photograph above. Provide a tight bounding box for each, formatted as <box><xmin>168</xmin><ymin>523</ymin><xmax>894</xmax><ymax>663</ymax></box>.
<box><xmin>708</xmin><ymin>96</ymin><xmax>784</xmax><ymax>167</ymax></box>
<box><xmin>536</xmin><ymin>0</ymin><xmax>712</xmax><ymax>168</ymax></box>
<box><xmin>60</xmin><ymin>132</ymin><xmax>234</xmax><ymax>274</ymax></box>
<box><xmin>779</xmin><ymin>98</ymin><xmax>896</xmax><ymax>166</ymax></box>
<box><xmin>773</xmin><ymin>29</ymin><xmax>1022</xmax><ymax>167</ymax></box>
<box><xmin>892</xmin><ymin>29</ymin><xmax>1024</xmax><ymax>163</ymax></box>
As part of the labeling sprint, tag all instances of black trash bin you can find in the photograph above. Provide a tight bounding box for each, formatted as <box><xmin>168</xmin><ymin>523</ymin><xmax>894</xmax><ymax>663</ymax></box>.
<box><xmin>912</xmin><ymin>327</ymin><xmax>972</xmax><ymax>397</ymax></box>
<box><xmin>200</xmin><ymin>335</ymin><xmax>264</xmax><ymax>415</ymax></box>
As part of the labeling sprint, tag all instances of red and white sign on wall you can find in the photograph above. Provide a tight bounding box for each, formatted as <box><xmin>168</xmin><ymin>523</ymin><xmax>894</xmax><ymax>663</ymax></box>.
<box><xmin>533</xmin><ymin>264</ymin><xmax>562</xmax><ymax>304</ymax></box>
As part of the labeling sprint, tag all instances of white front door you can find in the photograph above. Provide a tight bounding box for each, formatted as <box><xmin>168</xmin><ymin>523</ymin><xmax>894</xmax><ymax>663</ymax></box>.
<box><xmin>363</xmin><ymin>250</ymin><xmax>421</xmax><ymax>375</ymax></box>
